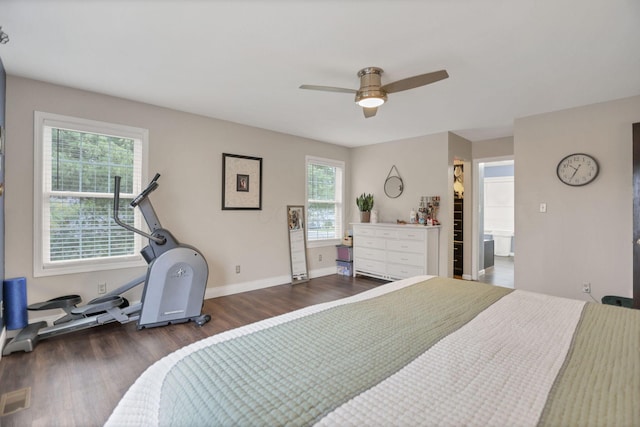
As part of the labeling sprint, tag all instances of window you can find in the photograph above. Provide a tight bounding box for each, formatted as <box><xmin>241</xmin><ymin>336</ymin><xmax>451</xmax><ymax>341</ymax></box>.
<box><xmin>306</xmin><ymin>156</ymin><xmax>344</xmax><ymax>247</ymax></box>
<box><xmin>34</xmin><ymin>112</ymin><xmax>148</xmax><ymax>276</ymax></box>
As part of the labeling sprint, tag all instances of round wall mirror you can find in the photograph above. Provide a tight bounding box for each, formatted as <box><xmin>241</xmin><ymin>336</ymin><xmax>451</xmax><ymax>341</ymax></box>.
<box><xmin>384</xmin><ymin>175</ymin><xmax>403</xmax><ymax>198</ymax></box>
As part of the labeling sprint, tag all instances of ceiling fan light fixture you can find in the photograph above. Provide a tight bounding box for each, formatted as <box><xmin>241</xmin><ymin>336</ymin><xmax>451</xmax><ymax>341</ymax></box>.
<box><xmin>355</xmin><ymin>67</ymin><xmax>387</xmax><ymax>108</ymax></box>
<box><xmin>355</xmin><ymin>91</ymin><xmax>387</xmax><ymax>108</ymax></box>
<box><xmin>357</xmin><ymin>97</ymin><xmax>385</xmax><ymax>108</ymax></box>
<box><xmin>299</xmin><ymin>66</ymin><xmax>449</xmax><ymax>118</ymax></box>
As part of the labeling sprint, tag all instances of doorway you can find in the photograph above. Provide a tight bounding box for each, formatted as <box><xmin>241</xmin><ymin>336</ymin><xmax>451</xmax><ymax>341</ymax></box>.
<box><xmin>476</xmin><ymin>159</ymin><xmax>514</xmax><ymax>288</ymax></box>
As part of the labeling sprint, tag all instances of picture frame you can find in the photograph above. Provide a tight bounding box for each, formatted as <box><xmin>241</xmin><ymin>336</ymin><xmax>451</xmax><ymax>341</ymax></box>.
<box><xmin>222</xmin><ymin>153</ymin><xmax>262</xmax><ymax>210</ymax></box>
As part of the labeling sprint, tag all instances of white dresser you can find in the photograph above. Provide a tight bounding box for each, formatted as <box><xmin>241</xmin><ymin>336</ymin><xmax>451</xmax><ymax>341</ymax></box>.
<box><xmin>351</xmin><ymin>223</ymin><xmax>440</xmax><ymax>280</ymax></box>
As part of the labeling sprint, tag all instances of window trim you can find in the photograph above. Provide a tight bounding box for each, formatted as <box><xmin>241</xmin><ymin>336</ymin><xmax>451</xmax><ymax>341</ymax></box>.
<box><xmin>33</xmin><ymin>111</ymin><xmax>149</xmax><ymax>277</ymax></box>
<box><xmin>305</xmin><ymin>155</ymin><xmax>345</xmax><ymax>248</ymax></box>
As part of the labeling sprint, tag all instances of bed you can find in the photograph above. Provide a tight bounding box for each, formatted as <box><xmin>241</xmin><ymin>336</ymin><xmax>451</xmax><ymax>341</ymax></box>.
<box><xmin>106</xmin><ymin>275</ymin><xmax>640</xmax><ymax>426</ymax></box>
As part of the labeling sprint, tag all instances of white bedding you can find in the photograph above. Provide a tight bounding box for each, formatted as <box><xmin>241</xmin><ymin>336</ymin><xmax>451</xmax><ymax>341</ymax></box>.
<box><xmin>317</xmin><ymin>289</ymin><xmax>584</xmax><ymax>426</ymax></box>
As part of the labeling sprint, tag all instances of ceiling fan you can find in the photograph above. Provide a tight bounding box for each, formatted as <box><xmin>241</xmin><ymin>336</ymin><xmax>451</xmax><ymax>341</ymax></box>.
<box><xmin>299</xmin><ymin>67</ymin><xmax>448</xmax><ymax>118</ymax></box>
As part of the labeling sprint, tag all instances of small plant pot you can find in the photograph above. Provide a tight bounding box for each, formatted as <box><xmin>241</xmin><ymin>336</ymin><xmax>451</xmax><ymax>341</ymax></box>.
<box><xmin>360</xmin><ymin>211</ymin><xmax>371</xmax><ymax>223</ymax></box>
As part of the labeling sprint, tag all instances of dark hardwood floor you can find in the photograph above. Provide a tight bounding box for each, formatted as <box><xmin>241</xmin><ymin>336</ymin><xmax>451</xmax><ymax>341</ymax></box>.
<box><xmin>0</xmin><ymin>274</ymin><xmax>384</xmax><ymax>427</ymax></box>
<box><xmin>477</xmin><ymin>256</ymin><xmax>514</xmax><ymax>288</ymax></box>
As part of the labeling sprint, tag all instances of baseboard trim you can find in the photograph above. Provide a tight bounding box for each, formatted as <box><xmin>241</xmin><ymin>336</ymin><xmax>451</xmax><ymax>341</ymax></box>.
<box><xmin>462</xmin><ymin>274</ymin><xmax>473</xmax><ymax>281</ymax></box>
<box><xmin>204</xmin><ymin>267</ymin><xmax>337</xmax><ymax>299</ymax></box>
<box><xmin>12</xmin><ymin>268</ymin><xmax>340</xmax><ymax>331</ymax></box>
<box><xmin>204</xmin><ymin>275</ymin><xmax>290</xmax><ymax>299</ymax></box>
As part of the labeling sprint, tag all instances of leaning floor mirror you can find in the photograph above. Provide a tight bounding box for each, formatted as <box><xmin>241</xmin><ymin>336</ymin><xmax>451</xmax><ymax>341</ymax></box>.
<box><xmin>287</xmin><ymin>205</ymin><xmax>309</xmax><ymax>284</ymax></box>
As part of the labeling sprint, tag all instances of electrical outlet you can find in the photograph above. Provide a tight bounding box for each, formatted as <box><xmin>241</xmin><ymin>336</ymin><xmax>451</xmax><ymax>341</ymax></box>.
<box><xmin>582</xmin><ymin>282</ymin><xmax>591</xmax><ymax>293</ymax></box>
<box><xmin>319</xmin><ymin>254</ymin><xmax>323</xmax><ymax>262</ymax></box>
<box><xmin>235</xmin><ymin>265</ymin><xmax>240</xmax><ymax>274</ymax></box>
<box><xmin>98</xmin><ymin>282</ymin><xmax>107</xmax><ymax>294</ymax></box>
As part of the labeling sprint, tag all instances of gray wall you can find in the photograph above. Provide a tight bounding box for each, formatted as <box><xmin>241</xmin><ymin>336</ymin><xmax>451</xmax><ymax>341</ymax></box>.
<box><xmin>5</xmin><ymin>76</ymin><xmax>349</xmax><ymax>309</ymax></box>
<box><xmin>514</xmin><ymin>95</ymin><xmax>640</xmax><ymax>301</ymax></box>
<box><xmin>472</xmin><ymin>136</ymin><xmax>514</xmax><ymax>160</ymax></box>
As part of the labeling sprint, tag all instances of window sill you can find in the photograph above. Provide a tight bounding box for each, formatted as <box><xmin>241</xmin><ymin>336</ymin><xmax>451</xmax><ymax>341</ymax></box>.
<box><xmin>34</xmin><ymin>257</ymin><xmax>146</xmax><ymax>278</ymax></box>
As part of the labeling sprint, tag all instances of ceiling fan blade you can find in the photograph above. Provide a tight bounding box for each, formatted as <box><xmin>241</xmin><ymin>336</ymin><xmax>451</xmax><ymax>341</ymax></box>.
<box><xmin>363</xmin><ymin>107</ymin><xmax>378</xmax><ymax>118</ymax></box>
<box><xmin>381</xmin><ymin>69</ymin><xmax>449</xmax><ymax>94</ymax></box>
<box><xmin>299</xmin><ymin>85</ymin><xmax>357</xmax><ymax>94</ymax></box>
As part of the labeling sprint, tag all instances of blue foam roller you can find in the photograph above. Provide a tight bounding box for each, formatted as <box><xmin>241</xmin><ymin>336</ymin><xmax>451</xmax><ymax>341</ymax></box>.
<box><xmin>3</xmin><ymin>277</ymin><xmax>28</xmax><ymax>330</ymax></box>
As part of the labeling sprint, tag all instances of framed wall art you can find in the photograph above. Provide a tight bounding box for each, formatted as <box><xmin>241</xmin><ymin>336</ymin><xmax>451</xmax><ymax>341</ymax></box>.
<box><xmin>222</xmin><ymin>153</ymin><xmax>262</xmax><ymax>210</ymax></box>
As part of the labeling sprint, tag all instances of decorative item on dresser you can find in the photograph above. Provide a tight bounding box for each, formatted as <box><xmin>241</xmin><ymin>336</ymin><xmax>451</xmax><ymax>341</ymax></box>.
<box><xmin>356</xmin><ymin>193</ymin><xmax>374</xmax><ymax>223</ymax></box>
<box><xmin>351</xmin><ymin>223</ymin><xmax>439</xmax><ymax>280</ymax></box>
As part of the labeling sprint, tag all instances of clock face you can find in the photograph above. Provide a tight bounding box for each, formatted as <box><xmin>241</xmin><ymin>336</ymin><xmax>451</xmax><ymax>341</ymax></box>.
<box><xmin>556</xmin><ymin>153</ymin><xmax>599</xmax><ymax>186</ymax></box>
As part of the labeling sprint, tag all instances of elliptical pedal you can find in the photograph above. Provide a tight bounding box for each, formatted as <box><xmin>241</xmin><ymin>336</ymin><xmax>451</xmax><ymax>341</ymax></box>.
<box><xmin>27</xmin><ymin>295</ymin><xmax>82</xmax><ymax>311</ymax></box>
<box><xmin>2</xmin><ymin>321</ymin><xmax>47</xmax><ymax>356</ymax></box>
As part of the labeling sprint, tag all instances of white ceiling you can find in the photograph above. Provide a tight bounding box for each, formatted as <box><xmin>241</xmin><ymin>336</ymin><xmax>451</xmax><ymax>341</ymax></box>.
<box><xmin>1</xmin><ymin>1</ymin><xmax>639</xmax><ymax>147</ymax></box>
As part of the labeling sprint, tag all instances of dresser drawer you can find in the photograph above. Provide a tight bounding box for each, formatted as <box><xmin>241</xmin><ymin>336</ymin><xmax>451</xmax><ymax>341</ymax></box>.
<box><xmin>375</xmin><ymin>228</ymin><xmax>398</xmax><ymax>239</ymax></box>
<box><xmin>387</xmin><ymin>239</ymin><xmax>425</xmax><ymax>253</ymax></box>
<box><xmin>354</xmin><ymin>258</ymin><xmax>386</xmax><ymax>274</ymax></box>
<box><xmin>354</xmin><ymin>247</ymin><xmax>386</xmax><ymax>261</ymax></box>
<box><xmin>397</xmin><ymin>229</ymin><xmax>426</xmax><ymax>240</ymax></box>
<box><xmin>357</xmin><ymin>236</ymin><xmax>386</xmax><ymax>250</ymax></box>
<box><xmin>387</xmin><ymin>263</ymin><xmax>425</xmax><ymax>279</ymax></box>
<box><xmin>387</xmin><ymin>251</ymin><xmax>424</xmax><ymax>266</ymax></box>
<box><xmin>356</xmin><ymin>227</ymin><xmax>376</xmax><ymax>237</ymax></box>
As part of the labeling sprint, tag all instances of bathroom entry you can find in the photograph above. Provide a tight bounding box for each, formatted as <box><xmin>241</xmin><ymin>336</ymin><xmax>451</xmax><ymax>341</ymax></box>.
<box><xmin>478</xmin><ymin>160</ymin><xmax>514</xmax><ymax>288</ymax></box>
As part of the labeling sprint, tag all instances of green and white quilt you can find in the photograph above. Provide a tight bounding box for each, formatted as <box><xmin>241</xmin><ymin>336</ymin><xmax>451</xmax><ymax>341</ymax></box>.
<box><xmin>106</xmin><ymin>276</ymin><xmax>640</xmax><ymax>426</ymax></box>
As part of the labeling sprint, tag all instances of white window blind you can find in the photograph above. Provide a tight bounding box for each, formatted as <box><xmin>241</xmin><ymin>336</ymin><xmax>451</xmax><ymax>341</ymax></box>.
<box><xmin>306</xmin><ymin>156</ymin><xmax>344</xmax><ymax>245</ymax></box>
<box><xmin>34</xmin><ymin>112</ymin><xmax>148</xmax><ymax>276</ymax></box>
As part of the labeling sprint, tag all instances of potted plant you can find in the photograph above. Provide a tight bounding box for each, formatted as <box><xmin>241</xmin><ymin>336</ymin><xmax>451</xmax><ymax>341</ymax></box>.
<box><xmin>356</xmin><ymin>193</ymin><xmax>374</xmax><ymax>222</ymax></box>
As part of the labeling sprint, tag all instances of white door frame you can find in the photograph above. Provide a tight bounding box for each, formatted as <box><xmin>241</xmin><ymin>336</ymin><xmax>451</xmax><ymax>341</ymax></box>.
<box><xmin>471</xmin><ymin>155</ymin><xmax>514</xmax><ymax>280</ymax></box>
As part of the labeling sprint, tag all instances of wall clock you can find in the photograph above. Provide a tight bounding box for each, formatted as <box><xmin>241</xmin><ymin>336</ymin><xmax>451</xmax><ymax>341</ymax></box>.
<box><xmin>556</xmin><ymin>153</ymin><xmax>599</xmax><ymax>186</ymax></box>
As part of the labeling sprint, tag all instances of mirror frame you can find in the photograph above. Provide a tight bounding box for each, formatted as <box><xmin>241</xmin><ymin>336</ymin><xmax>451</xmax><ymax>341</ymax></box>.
<box><xmin>287</xmin><ymin>205</ymin><xmax>309</xmax><ymax>284</ymax></box>
<box><xmin>384</xmin><ymin>175</ymin><xmax>404</xmax><ymax>198</ymax></box>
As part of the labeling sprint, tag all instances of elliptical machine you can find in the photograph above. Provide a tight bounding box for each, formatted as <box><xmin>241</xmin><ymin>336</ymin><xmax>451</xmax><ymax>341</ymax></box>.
<box><xmin>3</xmin><ymin>173</ymin><xmax>210</xmax><ymax>356</ymax></box>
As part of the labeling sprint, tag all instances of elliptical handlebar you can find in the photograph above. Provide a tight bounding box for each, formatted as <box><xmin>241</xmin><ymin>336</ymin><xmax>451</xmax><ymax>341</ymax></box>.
<box><xmin>131</xmin><ymin>173</ymin><xmax>161</xmax><ymax>207</ymax></box>
<box><xmin>113</xmin><ymin>175</ymin><xmax>166</xmax><ymax>245</ymax></box>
